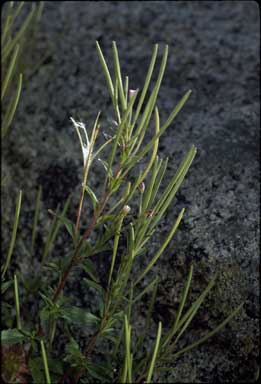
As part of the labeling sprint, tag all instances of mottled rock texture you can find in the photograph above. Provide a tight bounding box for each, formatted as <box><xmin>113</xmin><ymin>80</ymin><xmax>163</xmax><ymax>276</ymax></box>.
<box><xmin>2</xmin><ymin>1</ymin><xmax>259</xmax><ymax>382</ymax></box>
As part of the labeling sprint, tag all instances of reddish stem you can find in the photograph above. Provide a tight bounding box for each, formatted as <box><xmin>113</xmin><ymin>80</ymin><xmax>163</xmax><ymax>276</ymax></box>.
<box><xmin>52</xmin><ymin>192</ymin><xmax>110</xmax><ymax>303</ymax></box>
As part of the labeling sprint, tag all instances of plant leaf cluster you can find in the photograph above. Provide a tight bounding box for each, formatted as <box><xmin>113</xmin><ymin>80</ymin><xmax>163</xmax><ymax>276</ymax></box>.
<box><xmin>1</xmin><ymin>38</ymin><xmax>243</xmax><ymax>383</ymax></box>
<box><xmin>1</xmin><ymin>1</ymin><xmax>44</xmax><ymax>140</ymax></box>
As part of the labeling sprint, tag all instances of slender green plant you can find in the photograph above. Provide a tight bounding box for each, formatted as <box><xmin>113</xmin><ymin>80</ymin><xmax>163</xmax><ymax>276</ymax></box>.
<box><xmin>1</xmin><ymin>1</ymin><xmax>44</xmax><ymax>140</ymax></box>
<box><xmin>1</xmin><ymin>41</ymin><xmax>243</xmax><ymax>383</ymax></box>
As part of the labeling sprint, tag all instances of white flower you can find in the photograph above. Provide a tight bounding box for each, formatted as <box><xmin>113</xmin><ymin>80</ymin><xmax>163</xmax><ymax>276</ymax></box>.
<box><xmin>70</xmin><ymin>117</ymin><xmax>91</xmax><ymax>168</ymax></box>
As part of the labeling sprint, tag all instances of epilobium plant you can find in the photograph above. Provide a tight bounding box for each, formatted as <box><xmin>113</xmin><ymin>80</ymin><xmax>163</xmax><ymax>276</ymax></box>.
<box><xmin>1</xmin><ymin>1</ymin><xmax>44</xmax><ymax>141</ymax></box>
<box><xmin>1</xmin><ymin>42</ymin><xmax>243</xmax><ymax>383</ymax></box>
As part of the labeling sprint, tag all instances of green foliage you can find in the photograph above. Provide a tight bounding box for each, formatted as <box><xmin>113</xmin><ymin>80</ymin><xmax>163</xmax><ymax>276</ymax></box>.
<box><xmin>1</xmin><ymin>38</ymin><xmax>243</xmax><ymax>384</ymax></box>
<box><xmin>1</xmin><ymin>1</ymin><xmax>44</xmax><ymax>139</ymax></box>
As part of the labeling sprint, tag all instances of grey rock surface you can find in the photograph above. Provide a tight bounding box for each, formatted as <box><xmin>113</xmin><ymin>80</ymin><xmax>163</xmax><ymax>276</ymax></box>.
<box><xmin>2</xmin><ymin>1</ymin><xmax>259</xmax><ymax>382</ymax></box>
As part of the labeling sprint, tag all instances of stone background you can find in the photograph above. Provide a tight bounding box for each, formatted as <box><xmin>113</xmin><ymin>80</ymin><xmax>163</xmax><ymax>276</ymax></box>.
<box><xmin>2</xmin><ymin>1</ymin><xmax>259</xmax><ymax>382</ymax></box>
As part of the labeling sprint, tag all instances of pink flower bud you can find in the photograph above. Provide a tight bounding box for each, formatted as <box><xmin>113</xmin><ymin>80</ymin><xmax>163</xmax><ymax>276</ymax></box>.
<box><xmin>129</xmin><ymin>89</ymin><xmax>137</xmax><ymax>99</ymax></box>
<box><xmin>123</xmin><ymin>205</ymin><xmax>131</xmax><ymax>215</ymax></box>
<box><xmin>138</xmin><ymin>182</ymin><xmax>145</xmax><ymax>193</ymax></box>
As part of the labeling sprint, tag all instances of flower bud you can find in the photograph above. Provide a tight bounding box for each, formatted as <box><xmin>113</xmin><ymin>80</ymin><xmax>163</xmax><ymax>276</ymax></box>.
<box><xmin>138</xmin><ymin>182</ymin><xmax>145</xmax><ymax>193</ymax></box>
<box><xmin>129</xmin><ymin>89</ymin><xmax>137</xmax><ymax>99</ymax></box>
<box><xmin>123</xmin><ymin>205</ymin><xmax>131</xmax><ymax>215</ymax></box>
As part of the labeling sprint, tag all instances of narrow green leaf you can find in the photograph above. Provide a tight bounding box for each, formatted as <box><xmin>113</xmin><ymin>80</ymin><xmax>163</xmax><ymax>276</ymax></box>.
<box><xmin>41</xmin><ymin>207</ymin><xmax>58</xmax><ymax>263</ymax></box>
<box><xmin>39</xmin><ymin>292</ymin><xmax>54</xmax><ymax>308</ymax></box>
<box><xmin>84</xmin><ymin>184</ymin><xmax>98</xmax><ymax>211</ymax></box>
<box><xmin>92</xmin><ymin>136</ymin><xmax>114</xmax><ymax>162</ymax></box>
<box><xmin>146</xmin><ymin>321</ymin><xmax>162</xmax><ymax>383</ymax></box>
<box><xmin>2</xmin><ymin>73</ymin><xmax>23</xmax><ymax>139</ymax></box>
<box><xmin>131</xmin><ymin>44</ymin><xmax>158</xmax><ymax>131</ymax></box>
<box><xmin>148</xmin><ymin>157</ymin><xmax>168</xmax><ymax>209</ymax></box>
<box><xmin>107</xmin><ymin>89</ymin><xmax>139</xmax><ymax>180</ymax></box>
<box><xmin>134</xmin><ymin>208</ymin><xmax>185</xmax><ymax>286</ymax></box>
<box><xmin>131</xmin><ymin>45</ymin><xmax>168</xmax><ymax>146</ymax></box>
<box><xmin>96</xmin><ymin>40</ymin><xmax>114</xmax><ymax>101</ymax></box>
<box><xmin>61</xmin><ymin>307</ymin><xmax>100</xmax><ymax>328</ymax></box>
<box><xmin>83</xmin><ymin>277</ymin><xmax>104</xmax><ymax>294</ymax></box>
<box><xmin>124</xmin><ymin>315</ymin><xmax>132</xmax><ymax>383</ymax></box>
<box><xmin>65</xmin><ymin>337</ymin><xmax>81</xmax><ymax>356</ymax></box>
<box><xmin>126</xmin><ymin>90</ymin><xmax>192</xmax><ymax>172</ymax></box>
<box><xmin>112</xmin><ymin>41</ymin><xmax>127</xmax><ymax>111</ymax></box>
<box><xmin>98</xmin><ymin>158</ymin><xmax>112</xmax><ymax>177</ymax></box>
<box><xmin>11</xmin><ymin>1</ymin><xmax>25</xmax><ymax>25</ymax></box>
<box><xmin>162</xmin><ymin>265</ymin><xmax>193</xmax><ymax>349</ymax></box>
<box><xmin>173</xmin><ymin>264</ymin><xmax>193</xmax><ymax>333</ymax></box>
<box><xmin>1</xmin><ymin>279</ymin><xmax>13</xmax><ymax>294</ymax></box>
<box><xmin>14</xmin><ymin>274</ymin><xmax>21</xmax><ymax>330</ymax></box>
<box><xmin>40</xmin><ymin>340</ymin><xmax>51</xmax><ymax>384</ymax></box>
<box><xmin>42</xmin><ymin>195</ymin><xmax>71</xmax><ymax>262</ymax></box>
<box><xmin>31</xmin><ymin>185</ymin><xmax>42</xmax><ymax>254</ymax></box>
<box><xmin>2</xmin><ymin>4</ymin><xmax>36</xmax><ymax>61</ymax></box>
<box><xmin>108</xmin><ymin>215</ymin><xmax>124</xmax><ymax>287</ymax></box>
<box><xmin>171</xmin><ymin>303</ymin><xmax>244</xmax><ymax>360</ymax></box>
<box><xmin>125</xmin><ymin>75</ymin><xmax>129</xmax><ymax>104</ymax></box>
<box><xmin>2</xmin><ymin>190</ymin><xmax>22</xmax><ymax>279</ymax></box>
<box><xmin>150</xmin><ymin>145</ymin><xmax>196</xmax><ymax>231</ymax></box>
<box><xmin>82</xmin><ymin>259</ymin><xmax>99</xmax><ymax>283</ymax></box>
<box><xmin>173</xmin><ymin>274</ymin><xmax>217</xmax><ymax>336</ymax></box>
<box><xmin>161</xmin><ymin>90</ymin><xmax>192</xmax><ymax>133</ymax></box>
<box><xmin>122</xmin><ymin>107</ymin><xmax>160</xmax><ymax>207</ymax></box>
<box><xmin>132</xmin><ymin>276</ymin><xmax>159</xmax><ymax>304</ymax></box>
<box><xmin>134</xmin><ymin>281</ymin><xmax>158</xmax><ymax>353</ymax></box>
<box><xmin>112</xmin><ymin>322</ymin><xmax>124</xmax><ymax>360</ymax></box>
<box><xmin>141</xmin><ymin>156</ymin><xmax>160</xmax><ymax>213</ymax></box>
<box><xmin>1</xmin><ymin>43</ymin><xmax>20</xmax><ymax>100</ymax></box>
<box><xmin>1</xmin><ymin>8</ymin><xmax>13</xmax><ymax>46</ymax></box>
<box><xmin>85</xmin><ymin>361</ymin><xmax>113</xmax><ymax>381</ymax></box>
